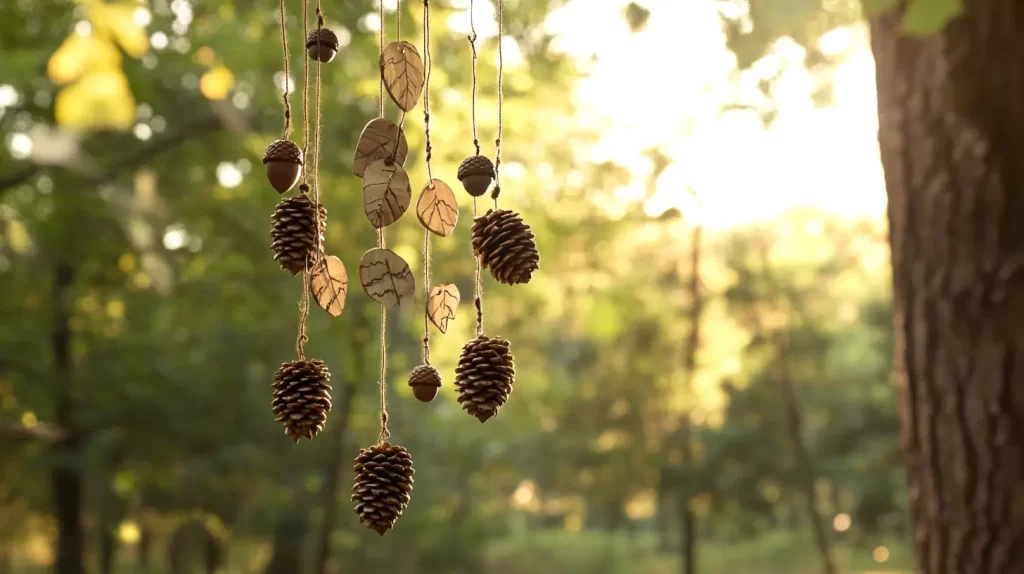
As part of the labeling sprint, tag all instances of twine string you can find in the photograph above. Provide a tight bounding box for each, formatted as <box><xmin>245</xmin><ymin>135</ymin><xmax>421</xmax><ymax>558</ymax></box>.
<box><xmin>299</xmin><ymin>0</ymin><xmax>310</xmax><ymax>180</ymax></box>
<box><xmin>278</xmin><ymin>0</ymin><xmax>292</xmax><ymax>138</ymax></box>
<box><xmin>420</xmin><ymin>0</ymin><xmax>434</xmax><ymax>365</ymax></box>
<box><xmin>473</xmin><ymin>199</ymin><xmax>484</xmax><ymax>337</ymax></box>
<box><xmin>377</xmin><ymin>227</ymin><xmax>390</xmax><ymax>444</ymax></box>
<box><xmin>492</xmin><ymin>0</ymin><xmax>503</xmax><ymax>209</ymax></box>
<box><xmin>378</xmin><ymin>0</ymin><xmax>385</xmax><ymax>118</ymax></box>
<box><xmin>468</xmin><ymin>0</ymin><xmax>480</xmax><ymax>155</ymax></box>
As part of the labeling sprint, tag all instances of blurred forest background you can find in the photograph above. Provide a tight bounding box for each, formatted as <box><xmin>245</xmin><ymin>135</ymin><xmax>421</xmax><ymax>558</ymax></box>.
<box><xmin>0</xmin><ymin>0</ymin><xmax>979</xmax><ymax>573</ymax></box>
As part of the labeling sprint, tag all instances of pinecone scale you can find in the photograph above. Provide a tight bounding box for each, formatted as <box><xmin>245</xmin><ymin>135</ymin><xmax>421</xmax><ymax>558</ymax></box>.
<box><xmin>271</xmin><ymin>195</ymin><xmax>327</xmax><ymax>275</ymax></box>
<box><xmin>455</xmin><ymin>335</ymin><xmax>515</xmax><ymax>422</ymax></box>
<box><xmin>471</xmin><ymin>209</ymin><xmax>540</xmax><ymax>285</ymax></box>
<box><xmin>351</xmin><ymin>443</ymin><xmax>415</xmax><ymax>535</ymax></box>
<box><xmin>271</xmin><ymin>359</ymin><xmax>332</xmax><ymax>442</ymax></box>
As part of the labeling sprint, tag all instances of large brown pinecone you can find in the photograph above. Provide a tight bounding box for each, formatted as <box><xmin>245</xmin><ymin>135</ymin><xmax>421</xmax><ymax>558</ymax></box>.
<box><xmin>351</xmin><ymin>443</ymin><xmax>415</xmax><ymax>535</ymax></box>
<box><xmin>455</xmin><ymin>335</ymin><xmax>515</xmax><ymax>422</ymax></box>
<box><xmin>270</xmin><ymin>195</ymin><xmax>326</xmax><ymax>275</ymax></box>
<box><xmin>271</xmin><ymin>359</ymin><xmax>332</xmax><ymax>442</ymax></box>
<box><xmin>471</xmin><ymin>209</ymin><xmax>540</xmax><ymax>285</ymax></box>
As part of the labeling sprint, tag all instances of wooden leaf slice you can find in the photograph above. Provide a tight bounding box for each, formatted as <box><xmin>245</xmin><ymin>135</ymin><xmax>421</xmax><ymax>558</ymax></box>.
<box><xmin>426</xmin><ymin>283</ymin><xmax>460</xmax><ymax>334</ymax></box>
<box><xmin>362</xmin><ymin>159</ymin><xmax>412</xmax><ymax>228</ymax></box>
<box><xmin>358</xmin><ymin>248</ymin><xmax>415</xmax><ymax>308</ymax></box>
<box><xmin>352</xmin><ymin>118</ymin><xmax>409</xmax><ymax>177</ymax></box>
<box><xmin>380</xmin><ymin>40</ymin><xmax>425</xmax><ymax>112</ymax></box>
<box><xmin>416</xmin><ymin>179</ymin><xmax>459</xmax><ymax>237</ymax></box>
<box><xmin>310</xmin><ymin>255</ymin><xmax>348</xmax><ymax>317</ymax></box>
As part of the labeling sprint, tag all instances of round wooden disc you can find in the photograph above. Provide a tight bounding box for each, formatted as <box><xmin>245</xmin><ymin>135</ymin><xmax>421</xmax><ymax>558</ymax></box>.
<box><xmin>358</xmin><ymin>248</ymin><xmax>416</xmax><ymax>308</ymax></box>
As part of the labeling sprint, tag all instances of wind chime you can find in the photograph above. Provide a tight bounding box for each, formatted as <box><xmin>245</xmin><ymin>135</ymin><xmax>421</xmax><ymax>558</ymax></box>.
<box><xmin>264</xmin><ymin>0</ymin><xmax>346</xmax><ymax>443</ymax></box>
<box><xmin>262</xmin><ymin>0</ymin><xmax>538</xmax><ymax>537</ymax></box>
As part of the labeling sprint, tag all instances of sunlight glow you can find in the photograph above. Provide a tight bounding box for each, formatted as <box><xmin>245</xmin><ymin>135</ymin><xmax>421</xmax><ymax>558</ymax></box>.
<box><xmin>833</xmin><ymin>513</ymin><xmax>852</xmax><ymax>532</ymax></box>
<box><xmin>548</xmin><ymin>0</ymin><xmax>886</xmax><ymax>229</ymax></box>
<box><xmin>216</xmin><ymin>162</ymin><xmax>243</xmax><ymax>188</ymax></box>
<box><xmin>873</xmin><ymin>546</ymin><xmax>890</xmax><ymax>563</ymax></box>
<box><xmin>7</xmin><ymin>133</ymin><xmax>33</xmax><ymax>160</ymax></box>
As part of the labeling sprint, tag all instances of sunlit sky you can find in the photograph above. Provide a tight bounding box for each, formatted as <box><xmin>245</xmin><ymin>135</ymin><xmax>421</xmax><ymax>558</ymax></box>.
<box><xmin>540</xmin><ymin>0</ymin><xmax>888</xmax><ymax>229</ymax></box>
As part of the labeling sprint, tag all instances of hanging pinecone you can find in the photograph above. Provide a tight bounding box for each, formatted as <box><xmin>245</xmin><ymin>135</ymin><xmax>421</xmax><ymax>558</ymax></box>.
<box><xmin>263</xmin><ymin>140</ymin><xmax>303</xmax><ymax>194</ymax></box>
<box><xmin>408</xmin><ymin>364</ymin><xmax>442</xmax><ymax>403</ymax></box>
<box><xmin>271</xmin><ymin>359</ymin><xmax>332</xmax><ymax>442</ymax></box>
<box><xmin>471</xmin><ymin>209</ymin><xmax>540</xmax><ymax>285</ymax></box>
<box><xmin>457</xmin><ymin>155</ymin><xmax>495</xmax><ymax>197</ymax></box>
<box><xmin>455</xmin><ymin>335</ymin><xmax>514</xmax><ymax>422</ymax></box>
<box><xmin>351</xmin><ymin>442</ymin><xmax>415</xmax><ymax>535</ymax></box>
<box><xmin>270</xmin><ymin>194</ymin><xmax>327</xmax><ymax>275</ymax></box>
<box><xmin>305</xmin><ymin>27</ymin><xmax>340</xmax><ymax>63</ymax></box>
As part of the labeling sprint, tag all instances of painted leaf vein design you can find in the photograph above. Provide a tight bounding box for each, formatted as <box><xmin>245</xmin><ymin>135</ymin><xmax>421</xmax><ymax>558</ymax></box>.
<box><xmin>381</xmin><ymin>41</ymin><xmax>424</xmax><ymax>112</ymax></box>
<box><xmin>358</xmin><ymin>248</ymin><xmax>415</xmax><ymax>308</ymax></box>
<box><xmin>426</xmin><ymin>283</ymin><xmax>460</xmax><ymax>334</ymax></box>
<box><xmin>311</xmin><ymin>255</ymin><xmax>348</xmax><ymax>317</ymax></box>
<box><xmin>352</xmin><ymin>118</ymin><xmax>408</xmax><ymax>177</ymax></box>
<box><xmin>416</xmin><ymin>179</ymin><xmax>459</xmax><ymax>237</ymax></box>
<box><xmin>362</xmin><ymin>159</ymin><xmax>412</xmax><ymax>228</ymax></box>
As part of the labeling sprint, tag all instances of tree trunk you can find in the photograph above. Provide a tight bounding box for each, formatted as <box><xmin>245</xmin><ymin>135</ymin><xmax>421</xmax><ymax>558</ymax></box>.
<box><xmin>310</xmin><ymin>376</ymin><xmax>359</xmax><ymax>574</ymax></box>
<box><xmin>263</xmin><ymin>512</ymin><xmax>309</xmax><ymax>574</ymax></box>
<box><xmin>679</xmin><ymin>223</ymin><xmax>703</xmax><ymax>574</ymax></box>
<box><xmin>870</xmin><ymin>2</ymin><xmax>1024</xmax><ymax>574</ymax></box>
<box><xmin>776</xmin><ymin>338</ymin><xmax>836</xmax><ymax>574</ymax></box>
<box><xmin>51</xmin><ymin>262</ymin><xmax>85</xmax><ymax>574</ymax></box>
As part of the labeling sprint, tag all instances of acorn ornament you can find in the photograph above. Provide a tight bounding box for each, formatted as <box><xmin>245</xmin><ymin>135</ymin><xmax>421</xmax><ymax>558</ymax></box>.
<box><xmin>408</xmin><ymin>364</ymin><xmax>442</xmax><ymax>403</ymax></box>
<box><xmin>471</xmin><ymin>209</ymin><xmax>540</xmax><ymax>285</ymax></box>
<box><xmin>305</xmin><ymin>27</ymin><xmax>340</xmax><ymax>63</ymax></box>
<box><xmin>263</xmin><ymin>140</ymin><xmax>303</xmax><ymax>194</ymax></box>
<box><xmin>270</xmin><ymin>194</ymin><xmax>327</xmax><ymax>275</ymax></box>
<box><xmin>455</xmin><ymin>335</ymin><xmax>515</xmax><ymax>422</ymax></box>
<box><xmin>457</xmin><ymin>155</ymin><xmax>495</xmax><ymax>197</ymax></box>
<box><xmin>352</xmin><ymin>442</ymin><xmax>415</xmax><ymax>535</ymax></box>
<box><xmin>272</xmin><ymin>359</ymin><xmax>332</xmax><ymax>442</ymax></box>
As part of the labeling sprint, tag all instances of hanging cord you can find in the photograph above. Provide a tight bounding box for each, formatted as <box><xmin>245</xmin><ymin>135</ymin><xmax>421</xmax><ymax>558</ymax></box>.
<box><xmin>378</xmin><ymin>0</ymin><xmax>385</xmax><ymax>118</ymax></box>
<box><xmin>299</xmin><ymin>0</ymin><xmax>310</xmax><ymax>182</ymax></box>
<box><xmin>377</xmin><ymin>229</ymin><xmax>390</xmax><ymax>444</ymax></box>
<box><xmin>278</xmin><ymin>0</ymin><xmax>293</xmax><ymax>137</ymax></box>
<box><xmin>312</xmin><ymin>7</ymin><xmax>325</xmax><ymax>257</ymax></box>
<box><xmin>473</xmin><ymin>200</ymin><xmax>484</xmax><ymax>337</ymax></box>
<box><xmin>491</xmin><ymin>0</ymin><xmax>503</xmax><ymax>209</ymax></box>
<box><xmin>375</xmin><ymin>0</ymin><xmax>391</xmax><ymax>446</ymax></box>
<box><xmin>420</xmin><ymin>0</ymin><xmax>434</xmax><ymax>365</ymax></box>
<box><xmin>468</xmin><ymin>0</ymin><xmax>480</xmax><ymax>155</ymax></box>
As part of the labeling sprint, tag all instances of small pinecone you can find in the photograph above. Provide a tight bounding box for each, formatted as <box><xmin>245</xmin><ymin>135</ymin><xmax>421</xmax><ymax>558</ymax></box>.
<box><xmin>471</xmin><ymin>209</ymin><xmax>540</xmax><ymax>285</ymax></box>
<box><xmin>305</xmin><ymin>27</ymin><xmax>340</xmax><ymax>63</ymax></box>
<box><xmin>455</xmin><ymin>335</ymin><xmax>514</xmax><ymax>422</ymax></box>
<box><xmin>351</xmin><ymin>443</ymin><xmax>415</xmax><ymax>535</ymax></box>
<box><xmin>457</xmin><ymin>155</ymin><xmax>495</xmax><ymax>197</ymax></box>
<box><xmin>271</xmin><ymin>359</ymin><xmax>332</xmax><ymax>442</ymax></box>
<box><xmin>408</xmin><ymin>364</ymin><xmax>442</xmax><ymax>403</ymax></box>
<box><xmin>270</xmin><ymin>195</ymin><xmax>327</xmax><ymax>275</ymax></box>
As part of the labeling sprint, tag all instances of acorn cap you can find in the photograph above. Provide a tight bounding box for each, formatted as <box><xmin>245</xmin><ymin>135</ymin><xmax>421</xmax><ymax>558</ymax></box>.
<box><xmin>305</xmin><ymin>27</ymin><xmax>340</xmax><ymax>51</ymax></box>
<box><xmin>263</xmin><ymin>139</ymin><xmax>304</xmax><ymax>166</ymax></box>
<box><xmin>457</xmin><ymin>155</ymin><xmax>495</xmax><ymax>181</ymax></box>
<box><xmin>408</xmin><ymin>364</ymin><xmax>442</xmax><ymax>403</ymax></box>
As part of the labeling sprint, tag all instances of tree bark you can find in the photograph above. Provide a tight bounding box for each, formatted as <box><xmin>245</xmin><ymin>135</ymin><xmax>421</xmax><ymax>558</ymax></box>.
<box><xmin>310</xmin><ymin>376</ymin><xmax>359</xmax><ymax>574</ymax></box>
<box><xmin>51</xmin><ymin>262</ymin><xmax>85</xmax><ymax>574</ymax></box>
<box><xmin>679</xmin><ymin>223</ymin><xmax>703</xmax><ymax>574</ymax></box>
<box><xmin>870</xmin><ymin>2</ymin><xmax>1024</xmax><ymax>573</ymax></box>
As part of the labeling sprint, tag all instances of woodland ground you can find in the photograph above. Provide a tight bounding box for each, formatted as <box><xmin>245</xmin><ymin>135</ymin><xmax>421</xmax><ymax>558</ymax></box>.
<box><xmin>7</xmin><ymin>530</ymin><xmax>913</xmax><ymax>574</ymax></box>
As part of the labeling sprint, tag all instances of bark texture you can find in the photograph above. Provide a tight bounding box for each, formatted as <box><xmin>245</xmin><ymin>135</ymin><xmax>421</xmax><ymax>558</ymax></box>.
<box><xmin>870</xmin><ymin>2</ymin><xmax>1024</xmax><ymax>573</ymax></box>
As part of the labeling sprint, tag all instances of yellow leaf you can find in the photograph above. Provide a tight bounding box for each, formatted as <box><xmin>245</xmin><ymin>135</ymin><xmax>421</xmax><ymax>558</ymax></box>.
<box><xmin>47</xmin><ymin>33</ymin><xmax>122</xmax><ymax>85</ymax></box>
<box><xmin>89</xmin><ymin>2</ymin><xmax>149</xmax><ymax>58</ymax></box>
<box><xmin>54</xmin><ymin>70</ymin><xmax>136</xmax><ymax>131</ymax></box>
<box><xmin>6</xmin><ymin>220</ymin><xmax>32</xmax><ymax>254</ymax></box>
<box><xmin>200</xmin><ymin>65</ymin><xmax>234</xmax><ymax>101</ymax></box>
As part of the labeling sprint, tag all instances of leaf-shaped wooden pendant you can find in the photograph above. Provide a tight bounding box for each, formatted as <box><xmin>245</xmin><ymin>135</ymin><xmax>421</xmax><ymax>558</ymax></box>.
<box><xmin>363</xmin><ymin>159</ymin><xmax>412</xmax><ymax>228</ymax></box>
<box><xmin>311</xmin><ymin>255</ymin><xmax>348</xmax><ymax>317</ymax></box>
<box><xmin>416</xmin><ymin>179</ymin><xmax>459</xmax><ymax>237</ymax></box>
<box><xmin>358</xmin><ymin>248</ymin><xmax>415</xmax><ymax>308</ymax></box>
<box><xmin>380</xmin><ymin>40</ymin><xmax>425</xmax><ymax>112</ymax></box>
<box><xmin>426</xmin><ymin>283</ymin><xmax>460</xmax><ymax>334</ymax></box>
<box><xmin>353</xmin><ymin>118</ymin><xmax>409</xmax><ymax>177</ymax></box>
